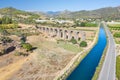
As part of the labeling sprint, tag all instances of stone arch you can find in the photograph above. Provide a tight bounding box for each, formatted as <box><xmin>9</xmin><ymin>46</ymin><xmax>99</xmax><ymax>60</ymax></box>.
<box><xmin>69</xmin><ymin>30</ymin><xmax>73</xmax><ymax>40</ymax></box>
<box><xmin>72</xmin><ymin>36</ymin><xmax>75</xmax><ymax>39</ymax></box>
<box><xmin>64</xmin><ymin>30</ymin><xmax>68</xmax><ymax>39</ymax></box>
<box><xmin>60</xmin><ymin>29</ymin><xmax>63</xmax><ymax>38</ymax></box>
<box><xmin>54</xmin><ymin>29</ymin><xmax>58</xmax><ymax>37</ymax></box>
<box><xmin>76</xmin><ymin>32</ymin><xmax>80</xmax><ymax>41</ymax></box>
<box><xmin>43</xmin><ymin>27</ymin><xmax>45</xmax><ymax>32</ymax></box>
<box><xmin>46</xmin><ymin>28</ymin><xmax>49</xmax><ymax>32</ymax></box>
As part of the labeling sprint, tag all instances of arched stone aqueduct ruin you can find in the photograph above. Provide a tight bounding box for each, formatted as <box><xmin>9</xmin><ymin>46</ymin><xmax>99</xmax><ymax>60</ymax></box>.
<box><xmin>37</xmin><ymin>26</ymin><xmax>86</xmax><ymax>41</ymax></box>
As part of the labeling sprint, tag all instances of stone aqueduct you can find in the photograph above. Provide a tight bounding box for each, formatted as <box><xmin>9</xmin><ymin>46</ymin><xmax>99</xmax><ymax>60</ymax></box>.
<box><xmin>37</xmin><ymin>26</ymin><xmax>86</xmax><ymax>41</ymax></box>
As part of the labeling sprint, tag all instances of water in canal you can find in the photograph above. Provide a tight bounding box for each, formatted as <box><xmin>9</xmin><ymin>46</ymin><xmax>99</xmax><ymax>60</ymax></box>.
<box><xmin>67</xmin><ymin>25</ymin><xmax>107</xmax><ymax>80</ymax></box>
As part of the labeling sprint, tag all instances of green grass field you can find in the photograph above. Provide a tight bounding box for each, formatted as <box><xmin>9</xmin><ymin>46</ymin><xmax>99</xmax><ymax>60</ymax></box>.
<box><xmin>116</xmin><ymin>55</ymin><xmax>120</xmax><ymax>80</ymax></box>
<box><xmin>57</xmin><ymin>41</ymin><xmax>83</xmax><ymax>53</ymax></box>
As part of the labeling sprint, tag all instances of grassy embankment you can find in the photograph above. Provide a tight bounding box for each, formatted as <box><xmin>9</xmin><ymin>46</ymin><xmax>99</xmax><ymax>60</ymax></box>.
<box><xmin>116</xmin><ymin>55</ymin><xmax>120</xmax><ymax>80</ymax></box>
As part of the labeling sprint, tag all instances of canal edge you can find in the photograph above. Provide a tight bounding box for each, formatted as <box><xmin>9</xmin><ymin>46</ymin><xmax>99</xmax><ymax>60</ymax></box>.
<box><xmin>92</xmin><ymin>22</ymin><xmax>109</xmax><ymax>80</ymax></box>
<box><xmin>53</xmin><ymin>23</ymin><xmax>100</xmax><ymax>80</ymax></box>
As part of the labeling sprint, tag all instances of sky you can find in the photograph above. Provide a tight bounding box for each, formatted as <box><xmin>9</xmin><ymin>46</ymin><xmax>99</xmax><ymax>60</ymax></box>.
<box><xmin>0</xmin><ymin>0</ymin><xmax>120</xmax><ymax>12</ymax></box>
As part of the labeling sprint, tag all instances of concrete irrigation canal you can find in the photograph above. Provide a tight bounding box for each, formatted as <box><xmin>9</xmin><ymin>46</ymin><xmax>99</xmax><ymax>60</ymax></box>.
<box><xmin>67</xmin><ymin>24</ymin><xmax>107</xmax><ymax>80</ymax></box>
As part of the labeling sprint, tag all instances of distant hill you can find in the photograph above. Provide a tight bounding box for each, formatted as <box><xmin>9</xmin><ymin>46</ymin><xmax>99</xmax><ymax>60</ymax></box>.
<box><xmin>46</xmin><ymin>11</ymin><xmax>61</xmax><ymax>15</ymax></box>
<box><xmin>1</xmin><ymin>6</ymin><xmax>120</xmax><ymax>20</ymax></box>
<box><xmin>0</xmin><ymin>7</ymin><xmax>44</xmax><ymax>19</ymax></box>
<box><xmin>46</xmin><ymin>6</ymin><xmax>120</xmax><ymax>19</ymax></box>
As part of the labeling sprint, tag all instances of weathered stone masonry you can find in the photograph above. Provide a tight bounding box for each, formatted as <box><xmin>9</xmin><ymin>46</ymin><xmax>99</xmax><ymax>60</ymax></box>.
<box><xmin>37</xmin><ymin>26</ymin><xmax>86</xmax><ymax>41</ymax></box>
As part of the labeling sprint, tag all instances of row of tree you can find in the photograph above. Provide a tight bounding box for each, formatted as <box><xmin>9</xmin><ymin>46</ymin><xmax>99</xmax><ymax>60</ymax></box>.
<box><xmin>114</xmin><ymin>32</ymin><xmax>120</xmax><ymax>38</ymax></box>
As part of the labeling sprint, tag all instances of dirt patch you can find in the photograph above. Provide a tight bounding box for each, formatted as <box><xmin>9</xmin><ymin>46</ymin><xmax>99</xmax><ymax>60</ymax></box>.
<box><xmin>8</xmin><ymin>35</ymin><xmax>75</xmax><ymax>80</ymax></box>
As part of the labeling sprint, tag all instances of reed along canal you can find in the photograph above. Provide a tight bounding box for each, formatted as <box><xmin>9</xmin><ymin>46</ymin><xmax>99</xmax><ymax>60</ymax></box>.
<box><xmin>67</xmin><ymin>25</ymin><xmax>107</xmax><ymax>80</ymax></box>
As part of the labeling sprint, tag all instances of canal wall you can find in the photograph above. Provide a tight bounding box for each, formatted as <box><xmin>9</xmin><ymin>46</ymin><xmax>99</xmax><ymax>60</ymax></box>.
<box><xmin>92</xmin><ymin>23</ymin><xmax>109</xmax><ymax>80</ymax></box>
<box><xmin>53</xmin><ymin>24</ymin><xmax>100</xmax><ymax>80</ymax></box>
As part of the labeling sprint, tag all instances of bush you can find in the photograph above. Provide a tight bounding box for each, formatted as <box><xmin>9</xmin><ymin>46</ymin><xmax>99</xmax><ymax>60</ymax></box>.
<box><xmin>0</xmin><ymin>49</ymin><xmax>5</xmax><ymax>56</ymax></box>
<box><xmin>20</xmin><ymin>34</ymin><xmax>27</xmax><ymax>43</ymax></box>
<box><xmin>70</xmin><ymin>38</ymin><xmax>77</xmax><ymax>44</ymax></box>
<box><xmin>14</xmin><ymin>52</ymin><xmax>22</xmax><ymax>56</ymax></box>
<box><xmin>80</xmin><ymin>22</ymin><xmax>86</xmax><ymax>27</ymax></box>
<box><xmin>21</xmin><ymin>43</ymin><xmax>33</xmax><ymax>51</ymax></box>
<box><xmin>80</xmin><ymin>41</ymin><xmax>87</xmax><ymax>47</ymax></box>
<box><xmin>0</xmin><ymin>36</ymin><xmax>13</xmax><ymax>44</ymax></box>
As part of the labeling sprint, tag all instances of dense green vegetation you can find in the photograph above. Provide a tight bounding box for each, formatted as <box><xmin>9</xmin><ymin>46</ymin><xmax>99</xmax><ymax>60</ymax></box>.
<box><xmin>108</xmin><ymin>24</ymin><xmax>120</xmax><ymax>30</ymax></box>
<box><xmin>114</xmin><ymin>32</ymin><xmax>120</xmax><ymax>38</ymax></box>
<box><xmin>79</xmin><ymin>41</ymin><xmax>87</xmax><ymax>47</ymax></box>
<box><xmin>116</xmin><ymin>55</ymin><xmax>120</xmax><ymax>80</ymax></box>
<box><xmin>21</xmin><ymin>43</ymin><xmax>33</xmax><ymax>51</ymax></box>
<box><xmin>74</xmin><ymin>21</ymin><xmax>97</xmax><ymax>27</ymax></box>
<box><xmin>70</xmin><ymin>37</ymin><xmax>77</xmax><ymax>44</ymax></box>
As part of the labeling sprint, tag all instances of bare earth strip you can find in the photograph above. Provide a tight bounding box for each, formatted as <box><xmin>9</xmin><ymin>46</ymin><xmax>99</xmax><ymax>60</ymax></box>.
<box><xmin>0</xmin><ymin>57</ymin><xmax>28</xmax><ymax>80</ymax></box>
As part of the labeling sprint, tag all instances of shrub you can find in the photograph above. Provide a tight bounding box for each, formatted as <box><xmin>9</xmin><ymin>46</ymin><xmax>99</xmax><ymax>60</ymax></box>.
<box><xmin>21</xmin><ymin>43</ymin><xmax>33</xmax><ymax>51</ymax></box>
<box><xmin>20</xmin><ymin>34</ymin><xmax>27</xmax><ymax>43</ymax></box>
<box><xmin>70</xmin><ymin>38</ymin><xmax>77</xmax><ymax>44</ymax></box>
<box><xmin>0</xmin><ymin>49</ymin><xmax>5</xmax><ymax>56</ymax></box>
<box><xmin>0</xmin><ymin>36</ymin><xmax>13</xmax><ymax>44</ymax></box>
<box><xmin>14</xmin><ymin>52</ymin><xmax>22</xmax><ymax>56</ymax></box>
<box><xmin>80</xmin><ymin>22</ymin><xmax>86</xmax><ymax>27</ymax></box>
<box><xmin>80</xmin><ymin>41</ymin><xmax>87</xmax><ymax>47</ymax></box>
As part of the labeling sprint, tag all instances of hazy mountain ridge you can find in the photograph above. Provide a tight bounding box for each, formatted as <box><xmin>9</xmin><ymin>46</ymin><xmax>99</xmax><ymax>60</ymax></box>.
<box><xmin>0</xmin><ymin>6</ymin><xmax>120</xmax><ymax>19</ymax></box>
<box><xmin>46</xmin><ymin>6</ymin><xmax>120</xmax><ymax>19</ymax></box>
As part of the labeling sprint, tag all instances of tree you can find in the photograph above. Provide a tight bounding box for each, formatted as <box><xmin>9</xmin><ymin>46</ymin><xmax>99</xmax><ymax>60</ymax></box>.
<box><xmin>80</xmin><ymin>22</ymin><xmax>86</xmax><ymax>27</ymax></box>
<box><xmin>79</xmin><ymin>41</ymin><xmax>87</xmax><ymax>47</ymax></box>
<box><xmin>114</xmin><ymin>33</ymin><xmax>120</xmax><ymax>38</ymax></box>
<box><xmin>20</xmin><ymin>34</ymin><xmax>27</xmax><ymax>43</ymax></box>
<box><xmin>21</xmin><ymin>43</ymin><xmax>33</xmax><ymax>51</ymax></box>
<box><xmin>70</xmin><ymin>37</ymin><xmax>77</xmax><ymax>44</ymax></box>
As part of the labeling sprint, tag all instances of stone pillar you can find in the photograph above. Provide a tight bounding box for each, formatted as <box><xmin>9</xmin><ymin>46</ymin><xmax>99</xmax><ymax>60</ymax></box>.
<box><xmin>63</xmin><ymin>30</ymin><xmax>66</xmax><ymax>39</ymax></box>
<box><xmin>57</xmin><ymin>29</ymin><xmax>60</xmax><ymax>38</ymax></box>
<box><xmin>41</xmin><ymin>27</ymin><xmax>44</xmax><ymax>32</ymax></box>
<box><xmin>68</xmin><ymin>30</ymin><xmax>71</xmax><ymax>40</ymax></box>
<box><xmin>54</xmin><ymin>29</ymin><xmax>57</xmax><ymax>37</ymax></box>
<box><xmin>74</xmin><ymin>31</ymin><xmax>78</xmax><ymax>40</ymax></box>
<box><xmin>53</xmin><ymin>29</ymin><xmax>56</xmax><ymax>36</ymax></box>
<box><xmin>81</xmin><ymin>32</ymin><xmax>86</xmax><ymax>41</ymax></box>
<box><xmin>59</xmin><ymin>29</ymin><xmax>63</xmax><ymax>39</ymax></box>
<box><xmin>76</xmin><ymin>31</ymin><xmax>79</xmax><ymax>41</ymax></box>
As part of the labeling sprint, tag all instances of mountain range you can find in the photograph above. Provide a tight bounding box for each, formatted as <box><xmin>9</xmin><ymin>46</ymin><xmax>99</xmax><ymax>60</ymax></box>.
<box><xmin>46</xmin><ymin>6</ymin><xmax>120</xmax><ymax>19</ymax></box>
<box><xmin>0</xmin><ymin>6</ymin><xmax>120</xmax><ymax>20</ymax></box>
